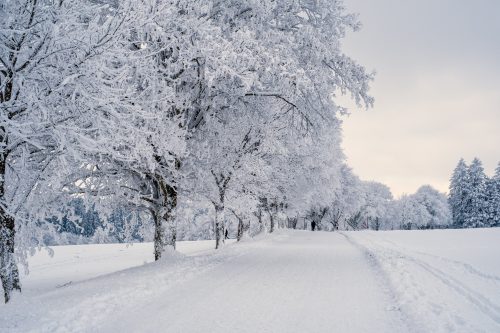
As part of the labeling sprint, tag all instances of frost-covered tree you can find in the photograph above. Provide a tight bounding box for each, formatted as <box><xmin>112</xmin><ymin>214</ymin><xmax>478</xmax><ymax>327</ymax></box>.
<box><xmin>285</xmin><ymin>139</ymin><xmax>341</xmax><ymax>231</ymax></box>
<box><xmin>187</xmin><ymin>109</ymin><xmax>265</xmax><ymax>248</ymax></box>
<box><xmin>342</xmin><ymin>181</ymin><xmax>392</xmax><ymax>230</ymax></box>
<box><xmin>327</xmin><ymin>165</ymin><xmax>363</xmax><ymax>230</ymax></box>
<box><xmin>183</xmin><ymin>0</ymin><xmax>373</xmax><ymax>244</ymax></box>
<box><xmin>379</xmin><ymin>186</ymin><xmax>450</xmax><ymax>230</ymax></box>
<box><xmin>463</xmin><ymin>158</ymin><xmax>489</xmax><ymax>228</ymax></box>
<box><xmin>396</xmin><ymin>195</ymin><xmax>430</xmax><ymax>230</ymax></box>
<box><xmin>486</xmin><ymin>163</ymin><xmax>500</xmax><ymax>227</ymax></box>
<box><xmin>0</xmin><ymin>0</ymin><xmax>143</xmax><ymax>303</ymax></box>
<box><xmin>449</xmin><ymin>159</ymin><xmax>469</xmax><ymax>228</ymax></box>
<box><xmin>50</xmin><ymin>0</ymin><xmax>200</xmax><ymax>261</ymax></box>
<box><xmin>492</xmin><ymin>164</ymin><xmax>500</xmax><ymax>226</ymax></box>
<box><xmin>412</xmin><ymin>185</ymin><xmax>451</xmax><ymax>228</ymax></box>
<box><xmin>306</xmin><ymin>207</ymin><xmax>329</xmax><ymax>231</ymax></box>
<box><xmin>360</xmin><ymin>181</ymin><xmax>393</xmax><ymax>230</ymax></box>
<box><xmin>379</xmin><ymin>200</ymin><xmax>399</xmax><ymax>231</ymax></box>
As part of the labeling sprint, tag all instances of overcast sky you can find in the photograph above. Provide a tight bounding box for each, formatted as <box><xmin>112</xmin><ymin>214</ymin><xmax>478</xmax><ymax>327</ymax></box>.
<box><xmin>340</xmin><ymin>0</ymin><xmax>500</xmax><ymax>197</ymax></box>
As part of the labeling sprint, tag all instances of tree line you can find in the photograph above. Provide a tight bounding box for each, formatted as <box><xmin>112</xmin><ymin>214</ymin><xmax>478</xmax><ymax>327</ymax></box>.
<box><xmin>0</xmin><ymin>0</ymin><xmax>373</xmax><ymax>302</ymax></box>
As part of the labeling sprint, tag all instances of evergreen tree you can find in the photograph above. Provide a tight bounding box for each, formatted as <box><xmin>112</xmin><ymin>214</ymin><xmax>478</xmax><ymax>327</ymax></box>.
<box><xmin>487</xmin><ymin>163</ymin><xmax>500</xmax><ymax>227</ymax></box>
<box><xmin>464</xmin><ymin>158</ymin><xmax>489</xmax><ymax>228</ymax></box>
<box><xmin>448</xmin><ymin>159</ymin><xmax>469</xmax><ymax>227</ymax></box>
<box><xmin>48</xmin><ymin>199</ymin><xmax>102</xmax><ymax>238</ymax></box>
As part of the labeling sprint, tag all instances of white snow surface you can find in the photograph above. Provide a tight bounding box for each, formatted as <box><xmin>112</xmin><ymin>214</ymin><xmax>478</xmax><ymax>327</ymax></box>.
<box><xmin>348</xmin><ymin>228</ymin><xmax>500</xmax><ymax>333</ymax></box>
<box><xmin>1</xmin><ymin>229</ymin><xmax>499</xmax><ymax>332</ymax></box>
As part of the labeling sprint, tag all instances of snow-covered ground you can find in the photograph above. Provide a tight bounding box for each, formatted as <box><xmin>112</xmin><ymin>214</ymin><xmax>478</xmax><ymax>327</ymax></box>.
<box><xmin>1</xmin><ymin>229</ymin><xmax>499</xmax><ymax>332</ymax></box>
<box><xmin>347</xmin><ymin>229</ymin><xmax>500</xmax><ymax>333</ymax></box>
<box><xmin>15</xmin><ymin>239</ymin><xmax>235</xmax><ymax>297</ymax></box>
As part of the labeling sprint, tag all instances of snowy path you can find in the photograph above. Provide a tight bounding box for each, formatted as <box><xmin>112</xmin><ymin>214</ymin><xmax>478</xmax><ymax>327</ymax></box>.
<box><xmin>100</xmin><ymin>231</ymin><xmax>408</xmax><ymax>333</ymax></box>
<box><xmin>1</xmin><ymin>231</ymin><xmax>408</xmax><ymax>333</ymax></box>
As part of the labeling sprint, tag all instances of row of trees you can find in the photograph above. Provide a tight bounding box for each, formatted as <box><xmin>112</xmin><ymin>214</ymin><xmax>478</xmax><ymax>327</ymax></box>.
<box><xmin>45</xmin><ymin>166</ymin><xmax>453</xmax><ymax>244</ymax></box>
<box><xmin>300</xmin><ymin>158</ymin><xmax>500</xmax><ymax>233</ymax></box>
<box><xmin>381</xmin><ymin>185</ymin><xmax>451</xmax><ymax>230</ymax></box>
<box><xmin>45</xmin><ymin>164</ymin><xmax>454</xmax><ymax>243</ymax></box>
<box><xmin>303</xmin><ymin>166</ymin><xmax>451</xmax><ymax>232</ymax></box>
<box><xmin>0</xmin><ymin>0</ymin><xmax>374</xmax><ymax>302</ymax></box>
<box><xmin>449</xmin><ymin>158</ymin><xmax>500</xmax><ymax>228</ymax></box>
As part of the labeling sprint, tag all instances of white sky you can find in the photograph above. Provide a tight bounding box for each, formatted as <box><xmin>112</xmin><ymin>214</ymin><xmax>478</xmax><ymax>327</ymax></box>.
<box><xmin>340</xmin><ymin>0</ymin><xmax>500</xmax><ymax>197</ymax></box>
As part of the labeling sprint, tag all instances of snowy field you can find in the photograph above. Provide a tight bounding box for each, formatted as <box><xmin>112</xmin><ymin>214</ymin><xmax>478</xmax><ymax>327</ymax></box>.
<box><xmin>12</xmin><ymin>239</ymin><xmax>237</xmax><ymax>298</ymax></box>
<box><xmin>348</xmin><ymin>229</ymin><xmax>500</xmax><ymax>333</ymax></box>
<box><xmin>1</xmin><ymin>229</ymin><xmax>499</xmax><ymax>333</ymax></box>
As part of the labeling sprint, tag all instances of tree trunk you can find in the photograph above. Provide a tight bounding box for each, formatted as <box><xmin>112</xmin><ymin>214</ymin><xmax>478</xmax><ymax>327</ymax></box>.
<box><xmin>269</xmin><ymin>212</ymin><xmax>275</xmax><ymax>233</ymax></box>
<box><xmin>229</xmin><ymin>208</ymin><xmax>245</xmax><ymax>242</ymax></box>
<box><xmin>214</xmin><ymin>204</ymin><xmax>225</xmax><ymax>249</ymax></box>
<box><xmin>237</xmin><ymin>216</ymin><xmax>244</xmax><ymax>241</ymax></box>
<box><xmin>0</xmin><ymin>214</ymin><xmax>21</xmax><ymax>304</ymax></box>
<box><xmin>0</xmin><ymin>156</ymin><xmax>21</xmax><ymax>303</ymax></box>
<box><xmin>330</xmin><ymin>209</ymin><xmax>341</xmax><ymax>231</ymax></box>
<box><xmin>268</xmin><ymin>198</ymin><xmax>278</xmax><ymax>233</ymax></box>
<box><xmin>153</xmin><ymin>179</ymin><xmax>178</xmax><ymax>260</ymax></box>
<box><xmin>152</xmin><ymin>206</ymin><xmax>165</xmax><ymax>261</ymax></box>
<box><xmin>256</xmin><ymin>208</ymin><xmax>264</xmax><ymax>233</ymax></box>
<box><xmin>161</xmin><ymin>181</ymin><xmax>177</xmax><ymax>250</ymax></box>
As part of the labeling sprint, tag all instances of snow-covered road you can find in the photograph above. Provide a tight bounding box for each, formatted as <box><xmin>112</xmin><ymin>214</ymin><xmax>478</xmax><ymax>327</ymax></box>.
<box><xmin>1</xmin><ymin>229</ymin><xmax>500</xmax><ymax>332</ymax></box>
<box><xmin>99</xmin><ymin>231</ymin><xmax>408</xmax><ymax>333</ymax></box>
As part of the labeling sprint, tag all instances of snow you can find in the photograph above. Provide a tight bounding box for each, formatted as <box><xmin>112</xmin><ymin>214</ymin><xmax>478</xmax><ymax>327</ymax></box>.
<box><xmin>17</xmin><ymin>240</ymin><xmax>235</xmax><ymax>297</ymax></box>
<box><xmin>347</xmin><ymin>229</ymin><xmax>500</xmax><ymax>332</ymax></box>
<box><xmin>1</xmin><ymin>229</ymin><xmax>500</xmax><ymax>332</ymax></box>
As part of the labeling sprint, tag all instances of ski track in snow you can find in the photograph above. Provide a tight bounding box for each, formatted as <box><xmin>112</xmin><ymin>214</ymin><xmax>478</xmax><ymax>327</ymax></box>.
<box><xmin>347</xmin><ymin>231</ymin><xmax>500</xmax><ymax>333</ymax></box>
